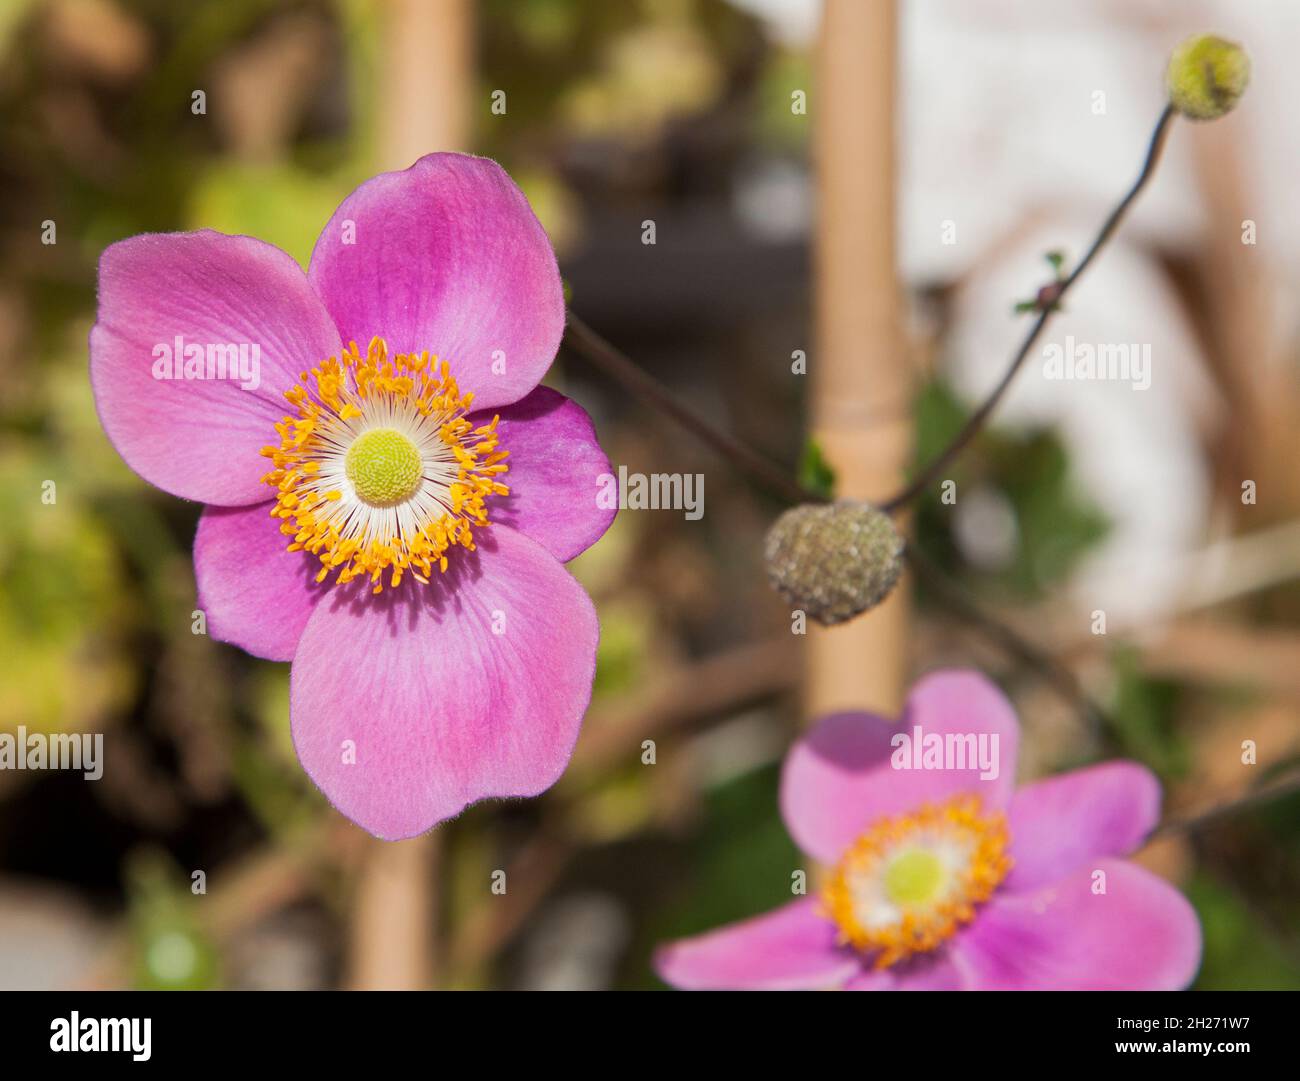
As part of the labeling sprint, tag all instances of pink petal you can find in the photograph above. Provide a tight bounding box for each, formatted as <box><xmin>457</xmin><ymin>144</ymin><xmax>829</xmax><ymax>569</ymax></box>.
<box><xmin>780</xmin><ymin>669</ymin><xmax>1021</xmax><ymax>863</ymax></box>
<box><xmin>654</xmin><ymin>900</ymin><xmax>861</xmax><ymax>991</ymax></box>
<box><xmin>288</xmin><ymin>524</ymin><xmax>597</xmax><ymax>839</ymax></box>
<box><xmin>193</xmin><ymin>502</ymin><xmax>327</xmax><ymax>662</ymax></box>
<box><xmin>307</xmin><ymin>153</ymin><xmax>564</xmax><ymax>412</ymax></box>
<box><xmin>845</xmin><ymin>952</ymin><xmax>967</xmax><ymax>990</ymax></box>
<box><xmin>90</xmin><ymin>230</ymin><xmax>342</xmax><ymax>504</ymax></box>
<box><xmin>1003</xmin><ymin>762</ymin><xmax>1161</xmax><ymax>894</ymax></box>
<box><xmin>470</xmin><ymin>386</ymin><xmax>615</xmax><ymax>563</ymax></box>
<box><xmin>954</xmin><ymin>860</ymin><xmax>1201</xmax><ymax>990</ymax></box>
<box><xmin>843</xmin><ymin>969</ymin><xmax>896</xmax><ymax>990</ymax></box>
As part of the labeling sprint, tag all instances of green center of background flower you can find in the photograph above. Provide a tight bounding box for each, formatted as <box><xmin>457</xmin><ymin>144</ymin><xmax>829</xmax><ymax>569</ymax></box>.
<box><xmin>883</xmin><ymin>848</ymin><xmax>946</xmax><ymax>907</ymax></box>
<box><xmin>345</xmin><ymin>428</ymin><xmax>423</xmax><ymax>506</ymax></box>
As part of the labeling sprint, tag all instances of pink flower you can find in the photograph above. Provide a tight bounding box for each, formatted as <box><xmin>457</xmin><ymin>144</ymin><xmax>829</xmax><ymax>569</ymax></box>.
<box><xmin>90</xmin><ymin>153</ymin><xmax>615</xmax><ymax>839</ymax></box>
<box><xmin>655</xmin><ymin>670</ymin><xmax>1201</xmax><ymax>990</ymax></box>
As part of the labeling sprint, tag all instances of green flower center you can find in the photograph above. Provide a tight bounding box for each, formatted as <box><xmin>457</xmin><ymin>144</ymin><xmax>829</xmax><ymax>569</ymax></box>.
<box><xmin>883</xmin><ymin>848</ymin><xmax>947</xmax><ymax>907</ymax></box>
<box><xmin>345</xmin><ymin>428</ymin><xmax>423</xmax><ymax>507</ymax></box>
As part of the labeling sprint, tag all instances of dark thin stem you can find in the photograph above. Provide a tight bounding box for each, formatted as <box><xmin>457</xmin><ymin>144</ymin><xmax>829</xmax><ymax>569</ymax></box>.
<box><xmin>905</xmin><ymin>543</ymin><xmax>1111</xmax><ymax>742</ymax></box>
<box><xmin>1152</xmin><ymin>767</ymin><xmax>1300</xmax><ymax>839</ymax></box>
<box><xmin>562</xmin><ymin>312</ymin><xmax>821</xmax><ymax>506</ymax></box>
<box><xmin>879</xmin><ymin>105</ymin><xmax>1178</xmax><ymax>514</ymax></box>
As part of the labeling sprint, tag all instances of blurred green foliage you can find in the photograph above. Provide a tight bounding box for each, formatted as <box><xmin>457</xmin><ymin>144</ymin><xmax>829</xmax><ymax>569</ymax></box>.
<box><xmin>912</xmin><ymin>378</ymin><xmax>1109</xmax><ymax>598</ymax></box>
<box><xmin>1107</xmin><ymin>648</ymin><xmax>1192</xmax><ymax>778</ymax></box>
<box><xmin>634</xmin><ymin>762</ymin><xmax>799</xmax><ymax>989</ymax></box>
<box><xmin>1190</xmin><ymin>870</ymin><xmax>1300</xmax><ymax>990</ymax></box>
<box><xmin>127</xmin><ymin>849</ymin><xmax>222</xmax><ymax>991</ymax></box>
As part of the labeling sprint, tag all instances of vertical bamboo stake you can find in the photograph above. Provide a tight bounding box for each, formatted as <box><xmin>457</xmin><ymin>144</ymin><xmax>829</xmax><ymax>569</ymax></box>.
<box><xmin>807</xmin><ymin>0</ymin><xmax>910</xmax><ymax>719</ymax></box>
<box><xmin>346</xmin><ymin>0</ymin><xmax>473</xmax><ymax>992</ymax></box>
<box><xmin>377</xmin><ymin>0</ymin><xmax>474</xmax><ymax>171</ymax></box>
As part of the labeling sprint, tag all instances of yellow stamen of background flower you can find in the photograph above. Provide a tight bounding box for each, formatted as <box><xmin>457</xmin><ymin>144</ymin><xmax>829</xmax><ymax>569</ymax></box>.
<box><xmin>820</xmin><ymin>795</ymin><xmax>1012</xmax><ymax>970</ymax></box>
<box><xmin>259</xmin><ymin>337</ymin><xmax>510</xmax><ymax>593</ymax></box>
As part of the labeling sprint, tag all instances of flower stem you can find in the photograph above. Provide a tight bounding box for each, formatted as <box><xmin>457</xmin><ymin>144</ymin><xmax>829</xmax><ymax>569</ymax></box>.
<box><xmin>562</xmin><ymin>311</ymin><xmax>821</xmax><ymax>506</ymax></box>
<box><xmin>904</xmin><ymin>543</ymin><xmax>1111</xmax><ymax>740</ymax></box>
<box><xmin>567</xmin><ymin>107</ymin><xmax>1180</xmax><ymax>518</ymax></box>
<box><xmin>878</xmin><ymin>104</ymin><xmax>1178</xmax><ymax>514</ymax></box>
<box><xmin>1154</xmin><ymin>766</ymin><xmax>1300</xmax><ymax>838</ymax></box>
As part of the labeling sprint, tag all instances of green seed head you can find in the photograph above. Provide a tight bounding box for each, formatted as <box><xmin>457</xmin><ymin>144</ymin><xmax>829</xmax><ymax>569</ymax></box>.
<box><xmin>764</xmin><ymin>501</ymin><xmax>904</xmax><ymax>626</ymax></box>
<box><xmin>345</xmin><ymin>428</ymin><xmax>423</xmax><ymax>506</ymax></box>
<box><xmin>1166</xmin><ymin>33</ymin><xmax>1250</xmax><ymax>121</ymax></box>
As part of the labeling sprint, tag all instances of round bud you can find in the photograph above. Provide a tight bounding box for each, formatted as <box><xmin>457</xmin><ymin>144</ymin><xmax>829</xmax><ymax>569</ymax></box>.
<box><xmin>1166</xmin><ymin>34</ymin><xmax>1249</xmax><ymax>121</ymax></box>
<box><xmin>764</xmin><ymin>501</ymin><xmax>904</xmax><ymax>626</ymax></box>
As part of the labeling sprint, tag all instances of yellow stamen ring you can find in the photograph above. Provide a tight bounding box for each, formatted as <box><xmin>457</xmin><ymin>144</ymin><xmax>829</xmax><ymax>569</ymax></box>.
<box><xmin>259</xmin><ymin>337</ymin><xmax>511</xmax><ymax>593</ymax></box>
<box><xmin>820</xmin><ymin>795</ymin><xmax>1012</xmax><ymax>969</ymax></box>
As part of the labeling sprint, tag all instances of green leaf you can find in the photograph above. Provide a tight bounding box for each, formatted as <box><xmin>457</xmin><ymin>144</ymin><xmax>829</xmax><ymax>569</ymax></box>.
<box><xmin>797</xmin><ymin>439</ymin><xmax>837</xmax><ymax>500</ymax></box>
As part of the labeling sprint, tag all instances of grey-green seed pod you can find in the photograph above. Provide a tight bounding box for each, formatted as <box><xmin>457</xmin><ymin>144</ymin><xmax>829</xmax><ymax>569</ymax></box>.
<box><xmin>1166</xmin><ymin>34</ymin><xmax>1249</xmax><ymax>121</ymax></box>
<box><xmin>764</xmin><ymin>501</ymin><xmax>904</xmax><ymax>626</ymax></box>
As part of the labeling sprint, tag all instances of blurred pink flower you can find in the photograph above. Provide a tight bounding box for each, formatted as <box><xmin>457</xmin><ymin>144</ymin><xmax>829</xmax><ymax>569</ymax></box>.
<box><xmin>655</xmin><ymin>670</ymin><xmax>1201</xmax><ymax>990</ymax></box>
<box><xmin>90</xmin><ymin>153</ymin><xmax>614</xmax><ymax>839</ymax></box>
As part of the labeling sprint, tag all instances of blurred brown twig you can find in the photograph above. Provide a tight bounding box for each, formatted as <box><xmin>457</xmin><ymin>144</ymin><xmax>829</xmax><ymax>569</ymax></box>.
<box><xmin>563</xmin><ymin>311</ymin><xmax>821</xmax><ymax>507</ymax></box>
